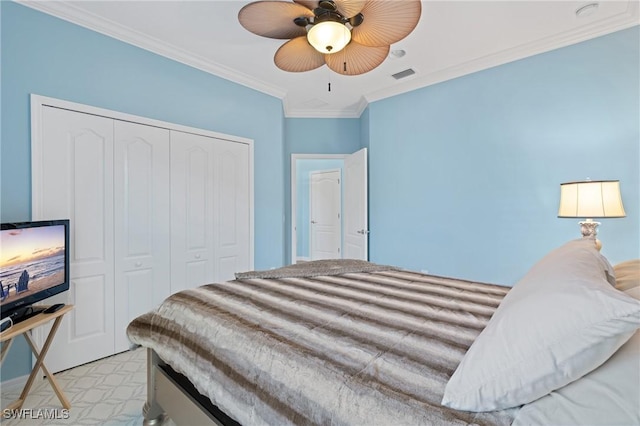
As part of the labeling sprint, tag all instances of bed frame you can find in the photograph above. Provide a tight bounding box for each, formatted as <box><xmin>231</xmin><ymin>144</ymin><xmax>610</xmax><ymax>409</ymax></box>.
<box><xmin>143</xmin><ymin>349</ymin><xmax>239</xmax><ymax>426</ymax></box>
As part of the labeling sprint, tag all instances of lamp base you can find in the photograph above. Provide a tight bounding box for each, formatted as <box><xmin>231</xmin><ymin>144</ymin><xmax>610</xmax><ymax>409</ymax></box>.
<box><xmin>579</xmin><ymin>219</ymin><xmax>602</xmax><ymax>251</ymax></box>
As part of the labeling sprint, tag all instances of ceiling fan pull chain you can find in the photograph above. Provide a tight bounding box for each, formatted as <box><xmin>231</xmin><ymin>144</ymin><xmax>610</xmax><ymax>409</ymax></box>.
<box><xmin>343</xmin><ymin>61</ymin><xmax>347</xmax><ymax>72</ymax></box>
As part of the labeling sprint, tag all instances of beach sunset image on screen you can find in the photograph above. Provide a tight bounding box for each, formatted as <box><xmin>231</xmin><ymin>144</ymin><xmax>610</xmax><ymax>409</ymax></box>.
<box><xmin>0</xmin><ymin>225</ymin><xmax>66</xmax><ymax>305</ymax></box>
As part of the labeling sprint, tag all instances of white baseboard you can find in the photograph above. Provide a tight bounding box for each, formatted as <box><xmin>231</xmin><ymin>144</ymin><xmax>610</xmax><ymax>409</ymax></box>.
<box><xmin>296</xmin><ymin>257</ymin><xmax>310</xmax><ymax>263</ymax></box>
<box><xmin>1</xmin><ymin>374</ymin><xmax>29</xmax><ymax>392</ymax></box>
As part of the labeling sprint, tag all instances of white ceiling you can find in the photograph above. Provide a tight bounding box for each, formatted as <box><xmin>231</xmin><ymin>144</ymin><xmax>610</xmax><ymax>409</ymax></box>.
<box><xmin>20</xmin><ymin>1</ymin><xmax>639</xmax><ymax>118</ymax></box>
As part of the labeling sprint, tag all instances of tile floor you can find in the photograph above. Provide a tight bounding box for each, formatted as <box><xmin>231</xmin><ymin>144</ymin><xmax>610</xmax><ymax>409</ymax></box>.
<box><xmin>1</xmin><ymin>348</ymin><xmax>150</xmax><ymax>425</ymax></box>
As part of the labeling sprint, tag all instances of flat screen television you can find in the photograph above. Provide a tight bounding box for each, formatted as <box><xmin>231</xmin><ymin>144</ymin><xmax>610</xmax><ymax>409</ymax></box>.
<box><xmin>0</xmin><ymin>219</ymin><xmax>70</xmax><ymax>323</ymax></box>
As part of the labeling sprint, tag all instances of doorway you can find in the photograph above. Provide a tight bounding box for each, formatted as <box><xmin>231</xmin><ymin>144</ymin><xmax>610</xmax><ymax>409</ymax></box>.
<box><xmin>291</xmin><ymin>149</ymin><xmax>368</xmax><ymax>264</ymax></box>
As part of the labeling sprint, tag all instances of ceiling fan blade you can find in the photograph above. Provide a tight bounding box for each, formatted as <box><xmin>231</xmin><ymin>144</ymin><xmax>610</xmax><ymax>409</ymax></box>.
<box><xmin>334</xmin><ymin>0</ymin><xmax>366</xmax><ymax>18</ymax></box>
<box><xmin>239</xmin><ymin>1</ymin><xmax>314</xmax><ymax>39</ymax></box>
<box><xmin>325</xmin><ymin>41</ymin><xmax>389</xmax><ymax>75</ymax></box>
<box><xmin>274</xmin><ymin>37</ymin><xmax>326</xmax><ymax>72</ymax></box>
<box><xmin>293</xmin><ymin>0</ymin><xmax>318</xmax><ymax>10</ymax></box>
<box><xmin>352</xmin><ymin>0</ymin><xmax>422</xmax><ymax>47</ymax></box>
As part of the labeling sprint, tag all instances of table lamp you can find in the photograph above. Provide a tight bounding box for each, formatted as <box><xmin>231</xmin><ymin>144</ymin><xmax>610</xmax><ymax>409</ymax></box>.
<box><xmin>558</xmin><ymin>179</ymin><xmax>626</xmax><ymax>250</ymax></box>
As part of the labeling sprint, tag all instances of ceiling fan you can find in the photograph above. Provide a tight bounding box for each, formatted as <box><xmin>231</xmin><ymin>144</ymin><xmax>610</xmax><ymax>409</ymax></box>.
<box><xmin>238</xmin><ymin>0</ymin><xmax>422</xmax><ymax>75</ymax></box>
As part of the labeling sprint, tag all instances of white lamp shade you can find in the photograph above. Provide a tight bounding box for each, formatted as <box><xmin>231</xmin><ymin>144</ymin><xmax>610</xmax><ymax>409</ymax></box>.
<box><xmin>307</xmin><ymin>21</ymin><xmax>351</xmax><ymax>54</ymax></box>
<box><xmin>558</xmin><ymin>180</ymin><xmax>626</xmax><ymax>218</ymax></box>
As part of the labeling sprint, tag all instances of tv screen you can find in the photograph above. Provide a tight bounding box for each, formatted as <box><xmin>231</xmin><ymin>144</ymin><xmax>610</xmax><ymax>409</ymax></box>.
<box><xmin>0</xmin><ymin>219</ymin><xmax>70</xmax><ymax>322</ymax></box>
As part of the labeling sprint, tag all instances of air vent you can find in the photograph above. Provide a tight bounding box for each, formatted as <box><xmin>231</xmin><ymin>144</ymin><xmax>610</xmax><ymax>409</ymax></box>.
<box><xmin>392</xmin><ymin>68</ymin><xmax>416</xmax><ymax>80</ymax></box>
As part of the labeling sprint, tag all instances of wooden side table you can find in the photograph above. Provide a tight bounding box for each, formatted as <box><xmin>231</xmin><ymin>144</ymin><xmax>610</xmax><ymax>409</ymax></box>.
<box><xmin>0</xmin><ymin>304</ymin><xmax>74</xmax><ymax>411</ymax></box>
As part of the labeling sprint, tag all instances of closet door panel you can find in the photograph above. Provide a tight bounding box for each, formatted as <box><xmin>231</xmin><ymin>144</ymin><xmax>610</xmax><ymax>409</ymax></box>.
<box><xmin>114</xmin><ymin>121</ymin><xmax>170</xmax><ymax>352</ymax></box>
<box><xmin>170</xmin><ymin>131</ymin><xmax>216</xmax><ymax>293</ymax></box>
<box><xmin>216</xmin><ymin>141</ymin><xmax>251</xmax><ymax>282</ymax></box>
<box><xmin>34</xmin><ymin>106</ymin><xmax>115</xmax><ymax>374</ymax></box>
<box><xmin>72</xmin><ymin>275</ymin><xmax>108</xmax><ymax>337</ymax></box>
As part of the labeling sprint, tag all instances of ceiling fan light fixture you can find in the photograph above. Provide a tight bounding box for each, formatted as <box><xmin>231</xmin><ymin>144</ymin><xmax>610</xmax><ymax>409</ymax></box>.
<box><xmin>307</xmin><ymin>20</ymin><xmax>351</xmax><ymax>54</ymax></box>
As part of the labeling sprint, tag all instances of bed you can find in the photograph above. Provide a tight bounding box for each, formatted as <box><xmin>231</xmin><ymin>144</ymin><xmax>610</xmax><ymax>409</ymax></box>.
<box><xmin>127</xmin><ymin>240</ymin><xmax>640</xmax><ymax>426</ymax></box>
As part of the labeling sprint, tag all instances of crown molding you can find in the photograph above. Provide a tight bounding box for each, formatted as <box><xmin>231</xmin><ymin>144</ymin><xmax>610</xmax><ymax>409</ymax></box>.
<box><xmin>284</xmin><ymin>107</ymin><xmax>362</xmax><ymax>118</ymax></box>
<box><xmin>366</xmin><ymin>2</ymin><xmax>640</xmax><ymax>104</ymax></box>
<box><xmin>20</xmin><ymin>0</ymin><xmax>362</xmax><ymax>118</ymax></box>
<box><xmin>17</xmin><ymin>0</ymin><xmax>287</xmax><ymax>100</ymax></box>
<box><xmin>17</xmin><ymin>0</ymin><xmax>639</xmax><ymax>119</ymax></box>
<box><xmin>284</xmin><ymin>96</ymin><xmax>367</xmax><ymax>118</ymax></box>
<box><xmin>353</xmin><ymin>96</ymin><xmax>369</xmax><ymax>118</ymax></box>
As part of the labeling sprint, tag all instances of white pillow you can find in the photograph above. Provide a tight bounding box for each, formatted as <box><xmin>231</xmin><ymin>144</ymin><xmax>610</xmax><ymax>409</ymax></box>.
<box><xmin>614</xmin><ymin>259</ymin><xmax>640</xmax><ymax>292</ymax></box>
<box><xmin>513</xmin><ymin>286</ymin><xmax>640</xmax><ymax>426</ymax></box>
<box><xmin>441</xmin><ymin>238</ymin><xmax>640</xmax><ymax>411</ymax></box>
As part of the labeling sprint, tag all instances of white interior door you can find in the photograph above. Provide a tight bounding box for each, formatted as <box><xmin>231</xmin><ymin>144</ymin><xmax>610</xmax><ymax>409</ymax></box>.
<box><xmin>343</xmin><ymin>148</ymin><xmax>368</xmax><ymax>260</ymax></box>
<box><xmin>113</xmin><ymin>121</ymin><xmax>170</xmax><ymax>352</ymax></box>
<box><xmin>310</xmin><ymin>169</ymin><xmax>342</xmax><ymax>260</ymax></box>
<box><xmin>33</xmin><ymin>106</ymin><xmax>116</xmax><ymax>374</ymax></box>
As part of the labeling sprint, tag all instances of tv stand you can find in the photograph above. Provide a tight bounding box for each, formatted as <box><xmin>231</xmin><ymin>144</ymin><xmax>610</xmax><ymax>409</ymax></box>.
<box><xmin>0</xmin><ymin>304</ymin><xmax>74</xmax><ymax>411</ymax></box>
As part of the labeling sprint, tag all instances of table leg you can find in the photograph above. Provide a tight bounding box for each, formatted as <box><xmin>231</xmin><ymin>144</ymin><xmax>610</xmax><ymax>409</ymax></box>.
<box><xmin>5</xmin><ymin>315</ymin><xmax>70</xmax><ymax>410</ymax></box>
<box><xmin>0</xmin><ymin>338</ymin><xmax>14</xmax><ymax>364</ymax></box>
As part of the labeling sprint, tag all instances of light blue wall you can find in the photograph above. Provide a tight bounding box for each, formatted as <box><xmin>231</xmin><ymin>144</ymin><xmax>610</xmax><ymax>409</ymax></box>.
<box><xmin>1</xmin><ymin>2</ymin><xmax>285</xmax><ymax>381</ymax></box>
<box><xmin>360</xmin><ymin>108</ymin><xmax>371</xmax><ymax>150</ymax></box>
<box><xmin>296</xmin><ymin>159</ymin><xmax>344</xmax><ymax>258</ymax></box>
<box><xmin>284</xmin><ymin>118</ymin><xmax>361</xmax><ymax>263</ymax></box>
<box><xmin>367</xmin><ymin>26</ymin><xmax>640</xmax><ymax>286</ymax></box>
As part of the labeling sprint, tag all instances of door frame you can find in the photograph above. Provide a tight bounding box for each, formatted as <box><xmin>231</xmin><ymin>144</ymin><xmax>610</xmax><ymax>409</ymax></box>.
<box><xmin>291</xmin><ymin>154</ymin><xmax>348</xmax><ymax>264</ymax></box>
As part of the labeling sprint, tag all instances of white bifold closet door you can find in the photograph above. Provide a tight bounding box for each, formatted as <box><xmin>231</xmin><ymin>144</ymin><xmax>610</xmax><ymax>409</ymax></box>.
<box><xmin>33</xmin><ymin>104</ymin><xmax>251</xmax><ymax>373</ymax></box>
<box><xmin>35</xmin><ymin>107</ymin><xmax>172</xmax><ymax>370</ymax></box>
<box><xmin>170</xmin><ymin>130</ymin><xmax>250</xmax><ymax>293</ymax></box>
<box><xmin>113</xmin><ymin>121</ymin><xmax>171</xmax><ymax>352</ymax></box>
<box><xmin>34</xmin><ymin>107</ymin><xmax>118</xmax><ymax>372</ymax></box>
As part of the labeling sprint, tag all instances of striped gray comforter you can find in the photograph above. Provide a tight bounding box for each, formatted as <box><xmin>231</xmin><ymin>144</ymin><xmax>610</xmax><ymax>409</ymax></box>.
<box><xmin>127</xmin><ymin>265</ymin><xmax>518</xmax><ymax>425</ymax></box>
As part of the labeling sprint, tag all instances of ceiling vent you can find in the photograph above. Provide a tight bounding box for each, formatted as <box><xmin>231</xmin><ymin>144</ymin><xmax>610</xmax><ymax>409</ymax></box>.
<box><xmin>392</xmin><ymin>68</ymin><xmax>416</xmax><ymax>80</ymax></box>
